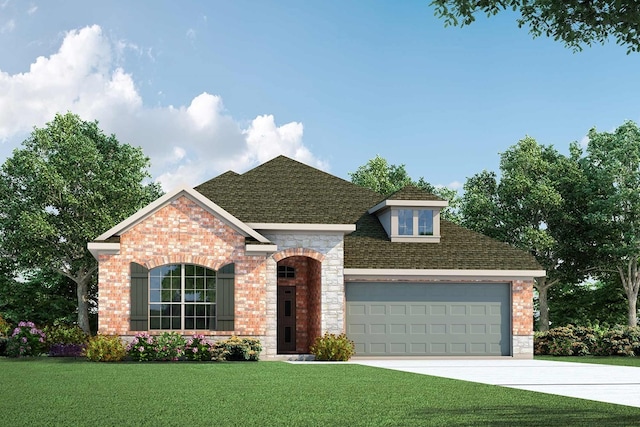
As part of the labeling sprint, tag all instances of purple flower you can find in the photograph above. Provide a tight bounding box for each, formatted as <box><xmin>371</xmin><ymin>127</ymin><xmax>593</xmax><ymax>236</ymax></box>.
<box><xmin>139</xmin><ymin>346</ymin><xmax>144</xmax><ymax>352</ymax></box>
<box><xmin>21</xmin><ymin>337</ymin><xmax>27</xmax><ymax>343</ymax></box>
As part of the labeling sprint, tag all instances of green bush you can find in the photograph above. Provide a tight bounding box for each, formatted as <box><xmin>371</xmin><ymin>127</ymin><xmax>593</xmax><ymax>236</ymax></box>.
<box><xmin>310</xmin><ymin>333</ymin><xmax>355</xmax><ymax>361</ymax></box>
<box><xmin>593</xmin><ymin>326</ymin><xmax>640</xmax><ymax>356</ymax></box>
<box><xmin>84</xmin><ymin>335</ymin><xmax>127</xmax><ymax>362</ymax></box>
<box><xmin>0</xmin><ymin>315</ymin><xmax>11</xmax><ymax>337</ymax></box>
<box><xmin>217</xmin><ymin>336</ymin><xmax>262</xmax><ymax>361</ymax></box>
<box><xmin>6</xmin><ymin>321</ymin><xmax>46</xmax><ymax>357</ymax></box>
<box><xmin>154</xmin><ymin>332</ymin><xmax>186</xmax><ymax>361</ymax></box>
<box><xmin>534</xmin><ymin>325</ymin><xmax>597</xmax><ymax>356</ymax></box>
<box><xmin>43</xmin><ymin>324</ymin><xmax>88</xmax><ymax>348</ymax></box>
<box><xmin>0</xmin><ymin>337</ymin><xmax>7</xmax><ymax>356</ymax></box>
<box><xmin>184</xmin><ymin>334</ymin><xmax>226</xmax><ymax>361</ymax></box>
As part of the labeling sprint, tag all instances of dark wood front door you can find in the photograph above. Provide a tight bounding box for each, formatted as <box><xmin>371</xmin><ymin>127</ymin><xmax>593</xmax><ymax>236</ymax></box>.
<box><xmin>277</xmin><ymin>286</ymin><xmax>296</xmax><ymax>353</ymax></box>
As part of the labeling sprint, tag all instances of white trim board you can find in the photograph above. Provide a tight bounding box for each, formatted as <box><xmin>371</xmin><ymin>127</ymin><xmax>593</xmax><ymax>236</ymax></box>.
<box><xmin>344</xmin><ymin>268</ymin><xmax>546</xmax><ymax>281</ymax></box>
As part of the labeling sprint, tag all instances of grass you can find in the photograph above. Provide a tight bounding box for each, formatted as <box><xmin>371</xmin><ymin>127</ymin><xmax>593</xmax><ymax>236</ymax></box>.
<box><xmin>536</xmin><ymin>355</ymin><xmax>640</xmax><ymax>367</ymax></box>
<box><xmin>2</xmin><ymin>358</ymin><xmax>640</xmax><ymax>426</ymax></box>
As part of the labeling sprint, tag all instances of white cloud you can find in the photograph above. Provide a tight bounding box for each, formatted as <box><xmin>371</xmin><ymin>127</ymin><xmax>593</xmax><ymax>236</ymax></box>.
<box><xmin>27</xmin><ymin>5</ymin><xmax>37</xmax><ymax>15</ymax></box>
<box><xmin>1</xmin><ymin>19</ymin><xmax>15</xmax><ymax>33</ymax></box>
<box><xmin>0</xmin><ymin>24</ymin><xmax>325</xmax><ymax>191</ymax></box>
<box><xmin>186</xmin><ymin>28</ymin><xmax>196</xmax><ymax>40</ymax></box>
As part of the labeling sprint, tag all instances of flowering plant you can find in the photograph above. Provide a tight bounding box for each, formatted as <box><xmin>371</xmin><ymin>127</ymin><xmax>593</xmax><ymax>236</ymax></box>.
<box><xmin>126</xmin><ymin>332</ymin><xmax>156</xmax><ymax>361</ymax></box>
<box><xmin>154</xmin><ymin>332</ymin><xmax>185</xmax><ymax>361</ymax></box>
<box><xmin>6</xmin><ymin>321</ymin><xmax>46</xmax><ymax>357</ymax></box>
<box><xmin>184</xmin><ymin>334</ymin><xmax>215</xmax><ymax>361</ymax></box>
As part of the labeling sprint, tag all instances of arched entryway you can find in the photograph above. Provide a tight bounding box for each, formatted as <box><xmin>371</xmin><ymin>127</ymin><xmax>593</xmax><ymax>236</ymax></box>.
<box><xmin>276</xmin><ymin>256</ymin><xmax>321</xmax><ymax>353</ymax></box>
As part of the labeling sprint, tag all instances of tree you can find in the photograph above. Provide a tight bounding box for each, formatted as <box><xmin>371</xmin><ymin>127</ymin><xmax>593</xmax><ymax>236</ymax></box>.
<box><xmin>349</xmin><ymin>155</ymin><xmax>413</xmax><ymax>196</ymax></box>
<box><xmin>431</xmin><ymin>0</ymin><xmax>640</xmax><ymax>53</ymax></box>
<box><xmin>349</xmin><ymin>155</ymin><xmax>461</xmax><ymax>222</ymax></box>
<box><xmin>460</xmin><ymin>137</ymin><xmax>583</xmax><ymax>330</ymax></box>
<box><xmin>573</xmin><ymin>121</ymin><xmax>640</xmax><ymax>326</ymax></box>
<box><xmin>0</xmin><ymin>270</ymin><xmax>78</xmax><ymax>327</ymax></box>
<box><xmin>0</xmin><ymin>113</ymin><xmax>163</xmax><ymax>333</ymax></box>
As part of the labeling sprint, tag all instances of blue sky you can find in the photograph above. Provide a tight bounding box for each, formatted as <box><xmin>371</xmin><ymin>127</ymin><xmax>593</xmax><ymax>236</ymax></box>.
<box><xmin>2</xmin><ymin>1</ymin><xmax>640</xmax><ymax>191</ymax></box>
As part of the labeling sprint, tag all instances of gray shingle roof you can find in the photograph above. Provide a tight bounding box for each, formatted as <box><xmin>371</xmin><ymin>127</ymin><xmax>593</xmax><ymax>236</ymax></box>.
<box><xmin>196</xmin><ymin>156</ymin><xmax>541</xmax><ymax>271</ymax></box>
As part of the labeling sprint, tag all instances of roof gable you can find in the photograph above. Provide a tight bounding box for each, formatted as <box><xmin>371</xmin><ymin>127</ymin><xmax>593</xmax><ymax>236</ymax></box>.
<box><xmin>93</xmin><ymin>186</ymin><xmax>270</xmax><ymax>243</ymax></box>
<box><xmin>195</xmin><ymin>155</ymin><xmax>384</xmax><ymax>224</ymax></box>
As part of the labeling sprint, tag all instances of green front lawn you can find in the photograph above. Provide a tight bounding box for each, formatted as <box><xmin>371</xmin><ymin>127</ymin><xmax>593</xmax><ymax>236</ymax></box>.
<box><xmin>1</xmin><ymin>358</ymin><xmax>639</xmax><ymax>426</ymax></box>
<box><xmin>536</xmin><ymin>355</ymin><xmax>640</xmax><ymax>367</ymax></box>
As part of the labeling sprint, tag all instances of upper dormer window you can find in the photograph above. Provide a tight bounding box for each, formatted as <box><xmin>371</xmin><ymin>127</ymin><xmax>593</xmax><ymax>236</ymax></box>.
<box><xmin>367</xmin><ymin>185</ymin><xmax>448</xmax><ymax>243</ymax></box>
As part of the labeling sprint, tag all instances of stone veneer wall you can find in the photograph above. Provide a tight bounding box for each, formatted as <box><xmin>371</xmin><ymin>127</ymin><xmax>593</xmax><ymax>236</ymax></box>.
<box><xmin>98</xmin><ymin>196</ymin><xmax>269</xmax><ymax>341</ymax></box>
<box><xmin>265</xmin><ymin>232</ymin><xmax>345</xmax><ymax>357</ymax></box>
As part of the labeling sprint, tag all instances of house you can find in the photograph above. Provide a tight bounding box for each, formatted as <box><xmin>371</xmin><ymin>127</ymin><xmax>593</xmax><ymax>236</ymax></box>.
<box><xmin>88</xmin><ymin>156</ymin><xmax>544</xmax><ymax>358</ymax></box>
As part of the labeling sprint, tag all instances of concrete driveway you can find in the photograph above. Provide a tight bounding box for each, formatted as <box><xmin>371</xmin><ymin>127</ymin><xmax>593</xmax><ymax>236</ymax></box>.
<box><xmin>353</xmin><ymin>359</ymin><xmax>640</xmax><ymax>408</ymax></box>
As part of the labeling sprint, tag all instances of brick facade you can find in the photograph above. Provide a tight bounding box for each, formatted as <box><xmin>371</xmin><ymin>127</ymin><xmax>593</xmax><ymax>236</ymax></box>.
<box><xmin>98</xmin><ymin>196</ymin><xmax>268</xmax><ymax>339</ymax></box>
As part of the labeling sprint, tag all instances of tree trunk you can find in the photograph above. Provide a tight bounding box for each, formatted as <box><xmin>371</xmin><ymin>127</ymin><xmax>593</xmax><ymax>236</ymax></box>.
<box><xmin>628</xmin><ymin>297</ymin><xmax>638</xmax><ymax>327</ymax></box>
<box><xmin>75</xmin><ymin>276</ymin><xmax>91</xmax><ymax>334</ymax></box>
<box><xmin>534</xmin><ymin>277</ymin><xmax>557</xmax><ymax>332</ymax></box>
<box><xmin>618</xmin><ymin>259</ymin><xmax>640</xmax><ymax>327</ymax></box>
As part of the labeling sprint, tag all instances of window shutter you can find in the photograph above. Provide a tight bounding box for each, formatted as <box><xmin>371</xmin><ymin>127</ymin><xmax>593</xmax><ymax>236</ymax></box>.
<box><xmin>130</xmin><ymin>262</ymin><xmax>149</xmax><ymax>331</ymax></box>
<box><xmin>216</xmin><ymin>263</ymin><xmax>235</xmax><ymax>331</ymax></box>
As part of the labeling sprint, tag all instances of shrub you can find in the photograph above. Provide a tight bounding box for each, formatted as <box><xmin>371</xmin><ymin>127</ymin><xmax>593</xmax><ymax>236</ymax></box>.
<box><xmin>43</xmin><ymin>324</ymin><xmax>89</xmax><ymax>349</ymax></box>
<box><xmin>0</xmin><ymin>315</ymin><xmax>11</xmax><ymax>337</ymax></box>
<box><xmin>593</xmin><ymin>326</ymin><xmax>640</xmax><ymax>356</ymax></box>
<box><xmin>534</xmin><ymin>325</ymin><xmax>596</xmax><ymax>356</ymax></box>
<box><xmin>218</xmin><ymin>336</ymin><xmax>262</xmax><ymax>361</ymax></box>
<box><xmin>184</xmin><ymin>335</ymin><xmax>218</xmax><ymax>361</ymax></box>
<box><xmin>5</xmin><ymin>321</ymin><xmax>46</xmax><ymax>357</ymax></box>
<box><xmin>154</xmin><ymin>332</ymin><xmax>186</xmax><ymax>361</ymax></box>
<box><xmin>49</xmin><ymin>343</ymin><xmax>87</xmax><ymax>357</ymax></box>
<box><xmin>127</xmin><ymin>332</ymin><xmax>157</xmax><ymax>361</ymax></box>
<box><xmin>310</xmin><ymin>333</ymin><xmax>355</xmax><ymax>361</ymax></box>
<box><xmin>0</xmin><ymin>337</ymin><xmax>7</xmax><ymax>356</ymax></box>
<box><xmin>84</xmin><ymin>335</ymin><xmax>126</xmax><ymax>362</ymax></box>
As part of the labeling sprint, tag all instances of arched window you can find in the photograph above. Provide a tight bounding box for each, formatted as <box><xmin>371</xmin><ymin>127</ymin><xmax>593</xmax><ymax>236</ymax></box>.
<box><xmin>129</xmin><ymin>262</ymin><xmax>234</xmax><ymax>331</ymax></box>
<box><xmin>149</xmin><ymin>264</ymin><xmax>216</xmax><ymax>330</ymax></box>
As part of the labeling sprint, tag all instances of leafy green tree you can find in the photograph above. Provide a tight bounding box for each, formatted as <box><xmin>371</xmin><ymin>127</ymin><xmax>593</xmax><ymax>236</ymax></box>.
<box><xmin>461</xmin><ymin>137</ymin><xmax>583</xmax><ymax>331</ymax></box>
<box><xmin>349</xmin><ymin>155</ymin><xmax>461</xmax><ymax>222</ymax></box>
<box><xmin>349</xmin><ymin>155</ymin><xmax>413</xmax><ymax>196</ymax></box>
<box><xmin>572</xmin><ymin>121</ymin><xmax>640</xmax><ymax>326</ymax></box>
<box><xmin>431</xmin><ymin>0</ymin><xmax>640</xmax><ymax>52</ymax></box>
<box><xmin>547</xmin><ymin>280</ymin><xmax>627</xmax><ymax>328</ymax></box>
<box><xmin>0</xmin><ymin>270</ymin><xmax>78</xmax><ymax>327</ymax></box>
<box><xmin>0</xmin><ymin>113</ymin><xmax>163</xmax><ymax>333</ymax></box>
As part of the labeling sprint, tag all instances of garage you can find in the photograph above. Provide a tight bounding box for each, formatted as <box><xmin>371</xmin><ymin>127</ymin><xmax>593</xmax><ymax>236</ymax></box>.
<box><xmin>346</xmin><ymin>282</ymin><xmax>511</xmax><ymax>356</ymax></box>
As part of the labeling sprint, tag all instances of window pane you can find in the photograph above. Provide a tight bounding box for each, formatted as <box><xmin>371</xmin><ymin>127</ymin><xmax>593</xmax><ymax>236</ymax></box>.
<box><xmin>172</xmin><ymin>317</ymin><xmax>181</xmax><ymax>329</ymax></box>
<box><xmin>150</xmin><ymin>276</ymin><xmax>161</xmax><ymax>290</ymax></box>
<box><xmin>418</xmin><ymin>210</ymin><xmax>433</xmax><ymax>235</ymax></box>
<box><xmin>150</xmin><ymin>304</ymin><xmax>162</xmax><ymax>317</ymax></box>
<box><xmin>398</xmin><ymin>209</ymin><xmax>413</xmax><ymax>235</ymax></box>
<box><xmin>150</xmin><ymin>317</ymin><xmax>160</xmax><ymax>329</ymax></box>
<box><xmin>196</xmin><ymin>318</ymin><xmax>207</xmax><ymax>329</ymax></box>
<box><xmin>161</xmin><ymin>318</ymin><xmax>170</xmax><ymax>329</ymax></box>
<box><xmin>150</xmin><ymin>290</ymin><xmax>161</xmax><ymax>303</ymax></box>
<box><xmin>185</xmin><ymin>318</ymin><xmax>194</xmax><ymax>330</ymax></box>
